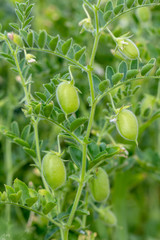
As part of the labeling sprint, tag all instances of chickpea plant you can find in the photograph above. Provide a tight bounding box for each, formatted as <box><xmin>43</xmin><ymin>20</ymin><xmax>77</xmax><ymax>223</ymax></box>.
<box><xmin>0</xmin><ymin>0</ymin><xmax>160</xmax><ymax>239</ymax></box>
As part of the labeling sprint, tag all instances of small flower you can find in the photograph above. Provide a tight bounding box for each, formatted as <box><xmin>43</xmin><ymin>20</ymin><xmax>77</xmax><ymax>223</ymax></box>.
<box><xmin>79</xmin><ymin>18</ymin><xmax>94</xmax><ymax>33</ymax></box>
<box><xmin>26</xmin><ymin>53</ymin><xmax>36</xmax><ymax>63</ymax></box>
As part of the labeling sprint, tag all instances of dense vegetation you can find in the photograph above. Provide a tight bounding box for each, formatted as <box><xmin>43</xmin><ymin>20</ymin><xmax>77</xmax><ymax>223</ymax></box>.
<box><xmin>0</xmin><ymin>0</ymin><xmax>160</xmax><ymax>239</ymax></box>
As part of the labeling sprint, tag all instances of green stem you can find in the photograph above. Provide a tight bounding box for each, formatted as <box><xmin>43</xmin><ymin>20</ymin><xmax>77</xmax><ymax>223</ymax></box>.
<box><xmin>82</xmin><ymin>190</ymin><xmax>89</xmax><ymax>228</ymax></box>
<box><xmin>25</xmin><ymin>47</ymin><xmax>87</xmax><ymax>72</ymax></box>
<box><xmin>63</xmin><ymin>4</ymin><xmax>100</xmax><ymax>239</ymax></box>
<box><xmin>96</xmin><ymin>76</ymin><xmax>160</xmax><ymax>104</ymax></box>
<box><xmin>97</xmin><ymin>0</ymin><xmax>101</xmax><ymax>8</ymax></box>
<box><xmin>89</xmin><ymin>7</ymin><xmax>100</xmax><ymax>67</ymax></box>
<box><xmin>4</xmin><ymin>74</ymin><xmax>14</xmax><ymax>222</ymax></box>
<box><xmin>102</xmin><ymin>3</ymin><xmax>160</xmax><ymax>29</ymax></box>
<box><xmin>157</xmin><ymin>79</ymin><xmax>160</xmax><ymax>157</ymax></box>
<box><xmin>5</xmin><ymin>138</ymin><xmax>12</xmax><ymax>222</ymax></box>
<box><xmin>109</xmin><ymin>93</ymin><xmax>117</xmax><ymax>114</ymax></box>
<box><xmin>105</xmin><ymin>27</ymin><xmax>117</xmax><ymax>43</ymax></box>
<box><xmin>39</xmin><ymin>115</ymin><xmax>82</xmax><ymax>144</ymax></box>
<box><xmin>1</xmin><ymin>201</ymin><xmax>62</xmax><ymax>228</ymax></box>
<box><xmin>33</xmin><ymin>119</ymin><xmax>41</xmax><ymax>169</ymax></box>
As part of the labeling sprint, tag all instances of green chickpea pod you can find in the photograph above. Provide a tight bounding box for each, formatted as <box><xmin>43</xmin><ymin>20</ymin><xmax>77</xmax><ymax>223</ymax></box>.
<box><xmin>56</xmin><ymin>81</ymin><xmax>80</xmax><ymax>115</ymax></box>
<box><xmin>42</xmin><ymin>152</ymin><xmax>66</xmax><ymax>190</ymax></box>
<box><xmin>89</xmin><ymin>167</ymin><xmax>110</xmax><ymax>202</ymax></box>
<box><xmin>116</xmin><ymin>109</ymin><xmax>138</xmax><ymax>142</ymax></box>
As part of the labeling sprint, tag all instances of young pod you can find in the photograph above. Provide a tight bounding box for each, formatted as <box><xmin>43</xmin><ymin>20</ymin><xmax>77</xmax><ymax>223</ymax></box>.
<box><xmin>89</xmin><ymin>168</ymin><xmax>110</xmax><ymax>202</ymax></box>
<box><xmin>116</xmin><ymin>109</ymin><xmax>138</xmax><ymax>142</ymax></box>
<box><xmin>116</xmin><ymin>38</ymin><xmax>139</xmax><ymax>60</ymax></box>
<box><xmin>56</xmin><ymin>82</ymin><xmax>79</xmax><ymax>115</ymax></box>
<box><xmin>42</xmin><ymin>152</ymin><xmax>66</xmax><ymax>190</ymax></box>
<box><xmin>99</xmin><ymin>208</ymin><xmax>117</xmax><ymax>227</ymax></box>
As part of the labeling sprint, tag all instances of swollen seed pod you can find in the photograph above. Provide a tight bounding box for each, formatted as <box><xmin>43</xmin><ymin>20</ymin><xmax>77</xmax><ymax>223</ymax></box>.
<box><xmin>42</xmin><ymin>153</ymin><xmax>66</xmax><ymax>190</ymax></box>
<box><xmin>89</xmin><ymin>168</ymin><xmax>110</xmax><ymax>202</ymax></box>
<box><xmin>116</xmin><ymin>109</ymin><xmax>138</xmax><ymax>142</ymax></box>
<box><xmin>116</xmin><ymin>38</ymin><xmax>139</xmax><ymax>60</ymax></box>
<box><xmin>99</xmin><ymin>208</ymin><xmax>117</xmax><ymax>227</ymax></box>
<box><xmin>56</xmin><ymin>82</ymin><xmax>79</xmax><ymax>115</ymax></box>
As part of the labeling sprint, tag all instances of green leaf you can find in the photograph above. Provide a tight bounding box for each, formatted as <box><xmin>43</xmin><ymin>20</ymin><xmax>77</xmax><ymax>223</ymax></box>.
<box><xmin>26</xmin><ymin>196</ymin><xmax>38</xmax><ymax>207</ymax></box>
<box><xmin>34</xmin><ymin>103</ymin><xmax>41</xmax><ymax>115</ymax></box>
<box><xmin>126</xmin><ymin>69</ymin><xmax>139</xmax><ymax>79</ymax></box>
<box><xmin>43</xmin><ymin>83</ymin><xmax>54</xmax><ymax>94</ymax></box>
<box><xmin>21</xmin><ymin>125</ymin><xmax>31</xmax><ymax>141</ymax></box>
<box><xmin>70</xmin><ymin>117</ymin><xmax>88</xmax><ymax>132</ymax></box>
<box><xmin>62</xmin><ymin>38</ymin><xmax>72</xmax><ymax>55</ymax></box>
<box><xmin>38</xmin><ymin>30</ymin><xmax>47</xmax><ymax>49</ymax></box>
<box><xmin>141</xmin><ymin>64</ymin><xmax>154</xmax><ymax>76</ymax></box>
<box><xmin>74</xmin><ymin>47</ymin><xmax>86</xmax><ymax>61</ymax></box>
<box><xmin>9</xmin><ymin>23</ymin><xmax>20</xmax><ymax>31</ymax></box>
<box><xmin>35</xmin><ymin>92</ymin><xmax>47</xmax><ymax>102</ymax></box>
<box><xmin>25</xmin><ymin>4</ymin><xmax>34</xmax><ymax>18</ymax></box>
<box><xmin>20</xmin><ymin>29</ymin><xmax>28</xmax><ymax>42</ymax></box>
<box><xmin>23</xmin><ymin>147</ymin><xmax>36</xmax><ymax>158</ymax></box>
<box><xmin>68</xmin><ymin>146</ymin><xmax>82</xmax><ymax>168</ymax></box>
<box><xmin>132</xmin><ymin>85</ymin><xmax>141</xmax><ymax>94</ymax></box>
<box><xmin>138</xmin><ymin>0</ymin><xmax>143</xmax><ymax>4</ymax></box>
<box><xmin>43</xmin><ymin>103</ymin><xmax>54</xmax><ymax>118</ymax></box>
<box><xmin>131</xmin><ymin>59</ymin><xmax>138</xmax><ymax>69</ymax></box>
<box><xmin>44</xmin><ymin>227</ymin><xmax>59</xmax><ymax>240</ymax></box>
<box><xmin>119</xmin><ymin>61</ymin><xmax>127</xmax><ymax>81</ymax></box>
<box><xmin>14</xmin><ymin>137</ymin><xmax>30</xmax><ymax>148</ymax></box>
<box><xmin>105</xmin><ymin>66</ymin><xmax>114</xmax><ymax>86</ymax></box>
<box><xmin>57</xmin><ymin>113</ymin><xmax>66</xmax><ymax>123</ymax></box>
<box><xmin>49</xmin><ymin>36</ymin><xmax>59</xmax><ymax>51</ymax></box>
<box><xmin>23</xmin><ymin>16</ymin><xmax>34</xmax><ymax>29</ymax></box>
<box><xmin>15</xmin><ymin>9</ymin><xmax>23</xmax><ymax>22</ymax></box>
<box><xmin>76</xmin><ymin>209</ymin><xmax>90</xmax><ymax>216</ymax></box>
<box><xmin>11</xmin><ymin>121</ymin><xmax>20</xmax><ymax>137</ymax></box>
<box><xmin>148</xmin><ymin>58</ymin><xmax>156</xmax><ymax>64</ymax></box>
<box><xmin>43</xmin><ymin>202</ymin><xmax>56</xmax><ymax>214</ymax></box>
<box><xmin>88</xmin><ymin>142</ymin><xmax>100</xmax><ymax>159</ymax></box>
<box><xmin>103</xmin><ymin>10</ymin><xmax>112</xmax><ymax>22</ymax></box>
<box><xmin>5</xmin><ymin>131</ymin><xmax>16</xmax><ymax>139</ymax></box>
<box><xmin>89</xmin><ymin>146</ymin><xmax>120</xmax><ymax>169</ymax></box>
<box><xmin>156</xmin><ymin>68</ymin><xmax>160</xmax><ymax>76</ymax></box>
<box><xmin>5</xmin><ymin>185</ymin><xmax>14</xmax><ymax>195</ymax></box>
<box><xmin>93</xmin><ymin>75</ymin><xmax>101</xmax><ymax>96</ymax></box>
<box><xmin>126</xmin><ymin>0</ymin><xmax>135</xmax><ymax>8</ymax></box>
<box><xmin>99</xmin><ymin>79</ymin><xmax>110</xmax><ymax>92</ymax></box>
<box><xmin>14</xmin><ymin>179</ymin><xmax>30</xmax><ymax>204</ymax></box>
<box><xmin>112</xmin><ymin>73</ymin><xmax>123</xmax><ymax>85</ymax></box>
<box><xmin>27</xmin><ymin>31</ymin><xmax>34</xmax><ymax>47</ymax></box>
<box><xmin>114</xmin><ymin>4</ymin><xmax>124</xmax><ymax>15</ymax></box>
<box><xmin>9</xmin><ymin>191</ymin><xmax>22</xmax><ymax>203</ymax></box>
<box><xmin>104</xmin><ymin>0</ymin><xmax>113</xmax><ymax>12</ymax></box>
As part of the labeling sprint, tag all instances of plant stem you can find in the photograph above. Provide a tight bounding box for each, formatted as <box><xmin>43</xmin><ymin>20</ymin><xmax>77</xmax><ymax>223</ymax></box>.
<box><xmin>157</xmin><ymin>79</ymin><xmax>160</xmax><ymax>157</ymax></box>
<box><xmin>33</xmin><ymin>119</ymin><xmax>41</xmax><ymax>169</ymax></box>
<box><xmin>4</xmin><ymin>73</ymin><xmax>14</xmax><ymax>222</ymax></box>
<box><xmin>5</xmin><ymin>138</ymin><xmax>12</xmax><ymax>222</ymax></box>
<box><xmin>90</xmin><ymin>7</ymin><xmax>100</xmax><ymax>67</ymax></box>
<box><xmin>63</xmin><ymin>4</ymin><xmax>100</xmax><ymax>240</ymax></box>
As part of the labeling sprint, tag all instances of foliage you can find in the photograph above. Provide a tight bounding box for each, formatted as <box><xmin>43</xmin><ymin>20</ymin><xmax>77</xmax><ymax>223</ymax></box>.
<box><xmin>0</xmin><ymin>0</ymin><xmax>160</xmax><ymax>239</ymax></box>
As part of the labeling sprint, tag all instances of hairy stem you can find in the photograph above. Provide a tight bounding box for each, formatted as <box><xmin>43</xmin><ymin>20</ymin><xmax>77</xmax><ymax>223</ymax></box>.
<box><xmin>63</xmin><ymin>5</ymin><xmax>100</xmax><ymax>240</ymax></box>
